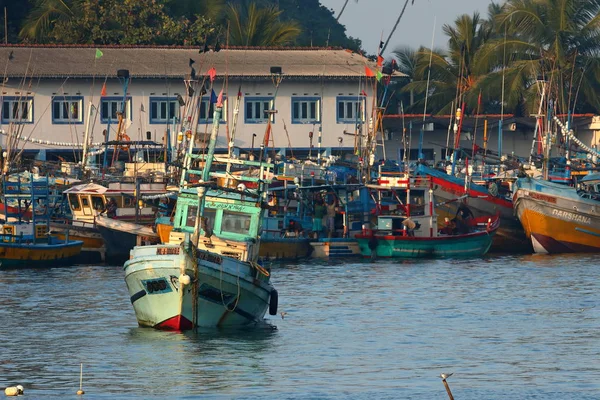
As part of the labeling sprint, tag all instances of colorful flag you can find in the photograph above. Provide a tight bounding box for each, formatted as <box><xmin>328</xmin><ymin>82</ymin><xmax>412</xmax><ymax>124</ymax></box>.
<box><xmin>365</xmin><ymin>66</ymin><xmax>376</xmax><ymax>77</ymax></box>
<box><xmin>360</xmin><ymin>90</ymin><xmax>368</xmax><ymax>96</ymax></box>
<box><xmin>383</xmin><ymin>75</ymin><xmax>391</xmax><ymax>86</ymax></box>
<box><xmin>207</xmin><ymin>67</ymin><xmax>217</xmax><ymax>82</ymax></box>
<box><xmin>95</xmin><ymin>49</ymin><xmax>103</xmax><ymax>59</ymax></box>
<box><xmin>376</xmin><ymin>70</ymin><xmax>383</xmax><ymax>82</ymax></box>
<box><xmin>216</xmin><ymin>89</ymin><xmax>224</xmax><ymax>107</ymax></box>
<box><xmin>263</xmin><ymin>123</ymin><xmax>271</xmax><ymax>147</ymax></box>
<box><xmin>210</xmin><ymin>89</ymin><xmax>217</xmax><ymax>104</ymax></box>
<box><xmin>101</xmin><ymin>82</ymin><xmax>107</xmax><ymax>96</ymax></box>
<box><xmin>377</xmin><ymin>55</ymin><xmax>384</xmax><ymax>67</ymax></box>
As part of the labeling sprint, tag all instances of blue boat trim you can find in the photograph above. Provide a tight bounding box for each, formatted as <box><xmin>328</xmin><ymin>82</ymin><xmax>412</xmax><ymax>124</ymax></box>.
<box><xmin>575</xmin><ymin>227</ymin><xmax>600</xmax><ymax>237</ymax></box>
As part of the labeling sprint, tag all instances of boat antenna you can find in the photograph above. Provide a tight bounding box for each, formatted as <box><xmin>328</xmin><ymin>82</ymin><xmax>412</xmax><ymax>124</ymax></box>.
<box><xmin>418</xmin><ymin>17</ymin><xmax>436</xmax><ymax>163</ymax></box>
<box><xmin>498</xmin><ymin>21</ymin><xmax>508</xmax><ymax>165</ymax></box>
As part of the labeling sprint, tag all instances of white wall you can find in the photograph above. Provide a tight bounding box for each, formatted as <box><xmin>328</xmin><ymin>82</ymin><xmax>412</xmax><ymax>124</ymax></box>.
<box><xmin>0</xmin><ymin>77</ymin><xmax>373</xmax><ymax>152</ymax></box>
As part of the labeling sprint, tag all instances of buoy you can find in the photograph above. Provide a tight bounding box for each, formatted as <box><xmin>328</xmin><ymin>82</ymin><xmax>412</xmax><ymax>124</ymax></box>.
<box><xmin>4</xmin><ymin>386</ymin><xmax>19</xmax><ymax>396</ymax></box>
<box><xmin>77</xmin><ymin>389</ymin><xmax>85</xmax><ymax>395</ymax></box>
<box><xmin>179</xmin><ymin>274</ymin><xmax>191</xmax><ymax>286</ymax></box>
<box><xmin>16</xmin><ymin>385</ymin><xmax>23</xmax><ymax>395</ymax></box>
<box><xmin>269</xmin><ymin>289</ymin><xmax>278</xmax><ymax>316</ymax></box>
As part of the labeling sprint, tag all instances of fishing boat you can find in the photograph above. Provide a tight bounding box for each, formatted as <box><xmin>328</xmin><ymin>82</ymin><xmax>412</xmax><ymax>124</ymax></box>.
<box><xmin>417</xmin><ymin>164</ymin><xmax>530</xmax><ymax>253</ymax></box>
<box><xmin>355</xmin><ymin>174</ymin><xmax>499</xmax><ymax>258</ymax></box>
<box><xmin>52</xmin><ymin>180</ymin><xmax>166</xmax><ymax>263</ymax></box>
<box><xmin>513</xmin><ymin>174</ymin><xmax>600</xmax><ymax>253</ymax></box>
<box><xmin>0</xmin><ymin>175</ymin><xmax>83</xmax><ymax>268</ymax></box>
<box><xmin>123</xmin><ymin>73</ymin><xmax>277</xmax><ymax>330</ymax></box>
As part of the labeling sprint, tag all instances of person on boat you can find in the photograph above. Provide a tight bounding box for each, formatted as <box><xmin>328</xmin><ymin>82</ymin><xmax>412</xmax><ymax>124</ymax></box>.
<box><xmin>286</xmin><ymin>219</ymin><xmax>303</xmax><ymax>237</ymax></box>
<box><xmin>326</xmin><ymin>198</ymin><xmax>337</xmax><ymax>238</ymax></box>
<box><xmin>402</xmin><ymin>217</ymin><xmax>417</xmax><ymax>237</ymax></box>
<box><xmin>312</xmin><ymin>198</ymin><xmax>326</xmax><ymax>239</ymax></box>
<box><xmin>104</xmin><ymin>198</ymin><xmax>118</xmax><ymax>219</ymax></box>
<box><xmin>440</xmin><ymin>217</ymin><xmax>457</xmax><ymax>235</ymax></box>
<box><xmin>157</xmin><ymin>198</ymin><xmax>170</xmax><ymax>218</ymax></box>
<box><xmin>454</xmin><ymin>201</ymin><xmax>474</xmax><ymax>234</ymax></box>
<box><xmin>268</xmin><ymin>193</ymin><xmax>278</xmax><ymax>216</ymax></box>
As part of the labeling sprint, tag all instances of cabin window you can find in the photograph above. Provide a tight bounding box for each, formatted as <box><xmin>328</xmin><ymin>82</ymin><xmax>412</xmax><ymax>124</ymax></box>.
<box><xmin>91</xmin><ymin>195</ymin><xmax>105</xmax><ymax>211</ymax></box>
<box><xmin>1</xmin><ymin>97</ymin><xmax>33</xmax><ymax>124</ymax></box>
<box><xmin>221</xmin><ymin>211</ymin><xmax>251</xmax><ymax>235</ymax></box>
<box><xmin>185</xmin><ymin>205</ymin><xmax>198</xmax><ymax>227</ymax></box>
<box><xmin>244</xmin><ymin>97</ymin><xmax>274</xmax><ymax>124</ymax></box>
<box><xmin>149</xmin><ymin>97</ymin><xmax>180</xmax><ymax>124</ymax></box>
<box><xmin>291</xmin><ymin>97</ymin><xmax>320</xmax><ymax>124</ymax></box>
<box><xmin>202</xmin><ymin>208</ymin><xmax>216</xmax><ymax>233</ymax></box>
<box><xmin>81</xmin><ymin>197</ymin><xmax>90</xmax><ymax>209</ymax></box>
<box><xmin>68</xmin><ymin>194</ymin><xmax>81</xmax><ymax>211</ymax></box>
<box><xmin>198</xmin><ymin>96</ymin><xmax>227</xmax><ymax>123</ymax></box>
<box><xmin>52</xmin><ymin>96</ymin><xmax>83</xmax><ymax>124</ymax></box>
<box><xmin>100</xmin><ymin>97</ymin><xmax>132</xmax><ymax>123</ymax></box>
<box><xmin>336</xmin><ymin>96</ymin><xmax>365</xmax><ymax>124</ymax></box>
<box><xmin>123</xmin><ymin>197</ymin><xmax>134</xmax><ymax>207</ymax></box>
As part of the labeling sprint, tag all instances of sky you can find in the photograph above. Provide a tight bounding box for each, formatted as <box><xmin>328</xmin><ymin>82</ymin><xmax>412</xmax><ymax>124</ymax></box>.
<box><xmin>319</xmin><ymin>0</ymin><xmax>492</xmax><ymax>56</ymax></box>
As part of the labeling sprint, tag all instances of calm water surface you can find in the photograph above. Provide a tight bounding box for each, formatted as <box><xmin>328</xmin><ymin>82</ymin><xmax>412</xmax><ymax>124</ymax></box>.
<box><xmin>1</xmin><ymin>254</ymin><xmax>599</xmax><ymax>399</ymax></box>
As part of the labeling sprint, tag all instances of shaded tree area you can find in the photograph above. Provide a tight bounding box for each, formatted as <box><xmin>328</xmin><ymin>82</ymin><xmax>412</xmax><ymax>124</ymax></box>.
<box><xmin>387</xmin><ymin>0</ymin><xmax>600</xmax><ymax>117</ymax></box>
<box><xmin>6</xmin><ymin>0</ymin><xmax>361</xmax><ymax>50</ymax></box>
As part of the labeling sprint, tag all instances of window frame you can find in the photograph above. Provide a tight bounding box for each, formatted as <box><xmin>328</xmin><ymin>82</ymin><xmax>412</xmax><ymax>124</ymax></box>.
<box><xmin>51</xmin><ymin>95</ymin><xmax>84</xmax><ymax>125</ymax></box>
<box><xmin>336</xmin><ymin>96</ymin><xmax>366</xmax><ymax>124</ymax></box>
<box><xmin>244</xmin><ymin>96</ymin><xmax>274</xmax><ymax>124</ymax></box>
<box><xmin>198</xmin><ymin>96</ymin><xmax>227</xmax><ymax>124</ymax></box>
<box><xmin>291</xmin><ymin>96</ymin><xmax>320</xmax><ymax>124</ymax></box>
<box><xmin>100</xmin><ymin>96</ymin><xmax>132</xmax><ymax>124</ymax></box>
<box><xmin>1</xmin><ymin>96</ymin><xmax>34</xmax><ymax>124</ymax></box>
<box><xmin>149</xmin><ymin>96</ymin><xmax>180</xmax><ymax>125</ymax></box>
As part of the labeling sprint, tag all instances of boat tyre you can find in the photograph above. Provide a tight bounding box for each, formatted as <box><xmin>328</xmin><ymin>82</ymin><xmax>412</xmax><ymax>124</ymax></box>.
<box><xmin>269</xmin><ymin>289</ymin><xmax>278</xmax><ymax>316</ymax></box>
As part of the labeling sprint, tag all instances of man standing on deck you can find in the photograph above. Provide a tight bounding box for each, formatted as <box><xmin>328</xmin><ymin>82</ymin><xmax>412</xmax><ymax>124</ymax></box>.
<box><xmin>326</xmin><ymin>198</ymin><xmax>337</xmax><ymax>238</ymax></box>
<box><xmin>312</xmin><ymin>198</ymin><xmax>326</xmax><ymax>239</ymax></box>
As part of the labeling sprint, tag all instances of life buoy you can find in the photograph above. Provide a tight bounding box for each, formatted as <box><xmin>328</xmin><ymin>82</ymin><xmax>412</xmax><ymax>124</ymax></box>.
<box><xmin>120</xmin><ymin>134</ymin><xmax>131</xmax><ymax>151</ymax></box>
<box><xmin>269</xmin><ymin>289</ymin><xmax>278</xmax><ymax>316</ymax></box>
<box><xmin>488</xmin><ymin>182</ymin><xmax>499</xmax><ymax>197</ymax></box>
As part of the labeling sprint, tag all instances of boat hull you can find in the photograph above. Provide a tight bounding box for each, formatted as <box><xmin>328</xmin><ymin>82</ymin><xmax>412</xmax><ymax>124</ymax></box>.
<box><xmin>96</xmin><ymin>216</ymin><xmax>159</xmax><ymax>265</ymax></box>
<box><xmin>259</xmin><ymin>238</ymin><xmax>313</xmax><ymax>260</ymax></box>
<box><xmin>355</xmin><ymin>231</ymin><xmax>495</xmax><ymax>258</ymax></box>
<box><xmin>124</xmin><ymin>244</ymin><xmax>274</xmax><ymax>330</ymax></box>
<box><xmin>513</xmin><ymin>178</ymin><xmax>600</xmax><ymax>253</ymax></box>
<box><xmin>0</xmin><ymin>239</ymin><xmax>83</xmax><ymax>269</ymax></box>
<box><xmin>419</xmin><ymin>166</ymin><xmax>531</xmax><ymax>253</ymax></box>
<box><xmin>51</xmin><ymin>222</ymin><xmax>106</xmax><ymax>263</ymax></box>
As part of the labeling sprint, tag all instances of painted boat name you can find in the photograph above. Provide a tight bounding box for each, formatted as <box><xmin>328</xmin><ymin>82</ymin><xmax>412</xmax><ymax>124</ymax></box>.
<box><xmin>551</xmin><ymin>209</ymin><xmax>592</xmax><ymax>224</ymax></box>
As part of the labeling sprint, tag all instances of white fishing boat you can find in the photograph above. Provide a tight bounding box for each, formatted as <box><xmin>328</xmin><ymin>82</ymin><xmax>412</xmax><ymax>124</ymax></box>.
<box><xmin>124</xmin><ymin>71</ymin><xmax>278</xmax><ymax>330</ymax></box>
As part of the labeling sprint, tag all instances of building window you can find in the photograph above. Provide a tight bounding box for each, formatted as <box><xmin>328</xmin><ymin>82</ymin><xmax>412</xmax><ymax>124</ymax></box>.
<box><xmin>336</xmin><ymin>96</ymin><xmax>365</xmax><ymax>124</ymax></box>
<box><xmin>199</xmin><ymin>97</ymin><xmax>227</xmax><ymax>123</ymax></box>
<box><xmin>52</xmin><ymin>96</ymin><xmax>83</xmax><ymax>124</ymax></box>
<box><xmin>1</xmin><ymin>97</ymin><xmax>33</xmax><ymax>124</ymax></box>
<box><xmin>244</xmin><ymin>97</ymin><xmax>274</xmax><ymax>124</ymax></box>
<box><xmin>100</xmin><ymin>97</ymin><xmax>131</xmax><ymax>123</ymax></box>
<box><xmin>149</xmin><ymin>97</ymin><xmax>180</xmax><ymax>124</ymax></box>
<box><xmin>291</xmin><ymin>97</ymin><xmax>320</xmax><ymax>124</ymax></box>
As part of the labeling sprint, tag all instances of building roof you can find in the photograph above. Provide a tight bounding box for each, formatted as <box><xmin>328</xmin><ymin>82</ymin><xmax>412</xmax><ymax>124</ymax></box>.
<box><xmin>0</xmin><ymin>45</ymin><xmax>403</xmax><ymax>80</ymax></box>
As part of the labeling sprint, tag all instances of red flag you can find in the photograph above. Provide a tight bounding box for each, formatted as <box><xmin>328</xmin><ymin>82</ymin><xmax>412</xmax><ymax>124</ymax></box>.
<box><xmin>207</xmin><ymin>67</ymin><xmax>217</xmax><ymax>82</ymax></box>
<box><xmin>216</xmin><ymin>89</ymin><xmax>224</xmax><ymax>107</ymax></box>
<box><xmin>360</xmin><ymin>90</ymin><xmax>368</xmax><ymax>96</ymax></box>
<box><xmin>101</xmin><ymin>82</ymin><xmax>107</xmax><ymax>97</ymax></box>
<box><xmin>365</xmin><ymin>66</ymin><xmax>376</xmax><ymax>77</ymax></box>
<box><xmin>377</xmin><ymin>55</ymin><xmax>384</xmax><ymax>67</ymax></box>
<box><xmin>477</xmin><ymin>91</ymin><xmax>482</xmax><ymax>106</ymax></box>
<box><xmin>263</xmin><ymin>123</ymin><xmax>271</xmax><ymax>147</ymax></box>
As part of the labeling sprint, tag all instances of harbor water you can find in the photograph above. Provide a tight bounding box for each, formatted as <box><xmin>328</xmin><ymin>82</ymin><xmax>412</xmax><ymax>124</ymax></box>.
<box><xmin>1</xmin><ymin>254</ymin><xmax>599</xmax><ymax>399</ymax></box>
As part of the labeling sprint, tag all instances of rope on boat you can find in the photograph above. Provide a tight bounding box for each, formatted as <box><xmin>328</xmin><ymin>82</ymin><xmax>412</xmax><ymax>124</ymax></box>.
<box><xmin>553</xmin><ymin>117</ymin><xmax>600</xmax><ymax>158</ymax></box>
<box><xmin>140</xmin><ymin>192</ymin><xmax>177</xmax><ymax>200</ymax></box>
<box><xmin>0</xmin><ymin>129</ymin><xmax>104</xmax><ymax>147</ymax></box>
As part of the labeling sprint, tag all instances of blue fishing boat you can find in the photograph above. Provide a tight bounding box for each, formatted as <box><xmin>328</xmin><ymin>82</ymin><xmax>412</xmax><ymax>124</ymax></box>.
<box><xmin>124</xmin><ymin>74</ymin><xmax>277</xmax><ymax>330</ymax></box>
<box><xmin>0</xmin><ymin>174</ymin><xmax>83</xmax><ymax>268</ymax></box>
<box><xmin>355</xmin><ymin>174</ymin><xmax>499</xmax><ymax>258</ymax></box>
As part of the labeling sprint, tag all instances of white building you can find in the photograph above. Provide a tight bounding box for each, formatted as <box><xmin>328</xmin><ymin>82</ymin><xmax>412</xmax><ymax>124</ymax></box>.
<box><xmin>0</xmin><ymin>45</ymin><xmax>388</xmax><ymax>160</ymax></box>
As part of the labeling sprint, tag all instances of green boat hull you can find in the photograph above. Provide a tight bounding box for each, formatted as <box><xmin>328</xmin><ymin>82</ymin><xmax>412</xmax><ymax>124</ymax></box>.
<box><xmin>356</xmin><ymin>231</ymin><xmax>495</xmax><ymax>258</ymax></box>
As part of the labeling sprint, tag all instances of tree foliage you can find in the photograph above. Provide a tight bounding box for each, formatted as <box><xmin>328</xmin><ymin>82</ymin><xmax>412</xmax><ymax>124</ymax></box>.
<box><xmin>226</xmin><ymin>2</ymin><xmax>300</xmax><ymax>46</ymax></box>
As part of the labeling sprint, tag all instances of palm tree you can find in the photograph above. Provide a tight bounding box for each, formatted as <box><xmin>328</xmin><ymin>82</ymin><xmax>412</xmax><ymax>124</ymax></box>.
<box><xmin>226</xmin><ymin>2</ymin><xmax>300</xmax><ymax>46</ymax></box>
<box><xmin>19</xmin><ymin>0</ymin><xmax>79</xmax><ymax>42</ymax></box>
<box><xmin>490</xmin><ymin>0</ymin><xmax>600</xmax><ymax>114</ymax></box>
<box><xmin>401</xmin><ymin>12</ymin><xmax>497</xmax><ymax>114</ymax></box>
<box><xmin>381</xmin><ymin>0</ymin><xmax>415</xmax><ymax>54</ymax></box>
